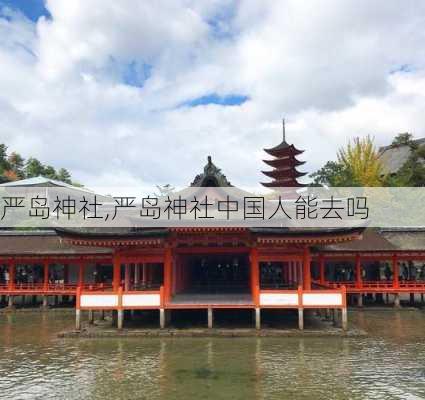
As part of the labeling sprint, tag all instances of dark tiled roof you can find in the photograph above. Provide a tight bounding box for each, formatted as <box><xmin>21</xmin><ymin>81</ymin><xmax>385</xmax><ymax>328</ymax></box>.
<box><xmin>379</xmin><ymin>228</ymin><xmax>425</xmax><ymax>251</ymax></box>
<box><xmin>55</xmin><ymin>227</ymin><xmax>169</xmax><ymax>238</ymax></box>
<box><xmin>0</xmin><ymin>230</ymin><xmax>111</xmax><ymax>256</ymax></box>
<box><xmin>250</xmin><ymin>227</ymin><xmax>364</xmax><ymax>236</ymax></box>
<box><xmin>2</xmin><ymin>228</ymin><xmax>425</xmax><ymax>256</ymax></box>
<box><xmin>319</xmin><ymin>228</ymin><xmax>397</xmax><ymax>251</ymax></box>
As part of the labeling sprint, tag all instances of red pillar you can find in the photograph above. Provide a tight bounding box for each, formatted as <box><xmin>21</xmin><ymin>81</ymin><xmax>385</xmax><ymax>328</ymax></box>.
<box><xmin>293</xmin><ymin>262</ymin><xmax>298</xmax><ymax>285</ymax></box>
<box><xmin>355</xmin><ymin>254</ymin><xmax>362</xmax><ymax>288</ymax></box>
<box><xmin>124</xmin><ymin>264</ymin><xmax>130</xmax><ymax>291</ymax></box>
<box><xmin>283</xmin><ymin>262</ymin><xmax>288</xmax><ymax>285</ymax></box>
<box><xmin>392</xmin><ymin>254</ymin><xmax>399</xmax><ymax>288</ymax></box>
<box><xmin>288</xmin><ymin>261</ymin><xmax>292</xmax><ymax>285</ymax></box>
<box><xmin>43</xmin><ymin>260</ymin><xmax>49</xmax><ymax>291</ymax></box>
<box><xmin>147</xmin><ymin>264</ymin><xmax>151</xmax><ymax>286</ymax></box>
<box><xmin>175</xmin><ymin>257</ymin><xmax>181</xmax><ymax>294</ymax></box>
<box><xmin>64</xmin><ymin>263</ymin><xmax>69</xmax><ymax>285</ymax></box>
<box><xmin>134</xmin><ymin>263</ymin><xmax>140</xmax><ymax>287</ymax></box>
<box><xmin>78</xmin><ymin>261</ymin><xmax>84</xmax><ymax>287</ymax></box>
<box><xmin>303</xmin><ymin>247</ymin><xmax>311</xmax><ymax>290</ymax></box>
<box><xmin>163</xmin><ymin>247</ymin><xmax>173</xmax><ymax>303</ymax></box>
<box><xmin>113</xmin><ymin>254</ymin><xmax>121</xmax><ymax>291</ymax></box>
<box><xmin>8</xmin><ymin>260</ymin><xmax>15</xmax><ymax>291</ymax></box>
<box><xmin>142</xmin><ymin>263</ymin><xmax>146</xmax><ymax>286</ymax></box>
<box><xmin>250</xmin><ymin>247</ymin><xmax>260</xmax><ymax>306</ymax></box>
<box><xmin>319</xmin><ymin>254</ymin><xmax>325</xmax><ymax>285</ymax></box>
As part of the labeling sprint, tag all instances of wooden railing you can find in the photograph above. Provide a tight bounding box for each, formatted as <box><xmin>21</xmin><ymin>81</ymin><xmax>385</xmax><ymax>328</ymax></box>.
<box><xmin>76</xmin><ymin>286</ymin><xmax>164</xmax><ymax>310</ymax></box>
<box><xmin>258</xmin><ymin>285</ymin><xmax>347</xmax><ymax>309</ymax></box>
<box><xmin>0</xmin><ymin>282</ymin><xmax>113</xmax><ymax>294</ymax></box>
<box><xmin>322</xmin><ymin>280</ymin><xmax>425</xmax><ymax>292</ymax></box>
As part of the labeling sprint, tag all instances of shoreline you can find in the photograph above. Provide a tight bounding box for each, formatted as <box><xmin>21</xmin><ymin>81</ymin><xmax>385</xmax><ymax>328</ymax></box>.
<box><xmin>1</xmin><ymin>305</ymin><xmax>421</xmax><ymax>314</ymax></box>
<box><xmin>58</xmin><ymin>326</ymin><xmax>368</xmax><ymax>338</ymax></box>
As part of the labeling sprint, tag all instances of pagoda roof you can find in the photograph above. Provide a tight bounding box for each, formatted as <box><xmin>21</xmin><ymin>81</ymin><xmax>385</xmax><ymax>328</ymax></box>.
<box><xmin>264</xmin><ymin>143</ymin><xmax>304</xmax><ymax>157</ymax></box>
<box><xmin>261</xmin><ymin>169</ymin><xmax>307</xmax><ymax>179</ymax></box>
<box><xmin>261</xmin><ymin>180</ymin><xmax>306</xmax><ymax>188</ymax></box>
<box><xmin>263</xmin><ymin>158</ymin><xmax>305</xmax><ymax>168</ymax></box>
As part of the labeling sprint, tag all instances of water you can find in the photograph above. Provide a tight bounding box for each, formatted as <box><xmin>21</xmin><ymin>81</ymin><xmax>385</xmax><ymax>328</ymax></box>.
<box><xmin>1</xmin><ymin>310</ymin><xmax>425</xmax><ymax>399</ymax></box>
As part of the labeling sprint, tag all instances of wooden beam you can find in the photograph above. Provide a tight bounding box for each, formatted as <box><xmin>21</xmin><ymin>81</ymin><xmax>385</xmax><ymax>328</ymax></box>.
<box><xmin>163</xmin><ymin>247</ymin><xmax>173</xmax><ymax>304</ymax></box>
<box><xmin>78</xmin><ymin>261</ymin><xmax>84</xmax><ymax>287</ymax></box>
<box><xmin>319</xmin><ymin>254</ymin><xmax>325</xmax><ymax>285</ymax></box>
<box><xmin>392</xmin><ymin>254</ymin><xmax>399</xmax><ymax>289</ymax></box>
<box><xmin>124</xmin><ymin>264</ymin><xmax>130</xmax><ymax>291</ymax></box>
<box><xmin>43</xmin><ymin>259</ymin><xmax>49</xmax><ymax>291</ymax></box>
<box><xmin>8</xmin><ymin>260</ymin><xmax>15</xmax><ymax>291</ymax></box>
<box><xmin>175</xmin><ymin>246</ymin><xmax>250</xmax><ymax>255</ymax></box>
<box><xmin>303</xmin><ymin>247</ymin><xmax>311</xmax><ymax>290</ymax></box>
<box><xmin>250</xmin><ymin>247</ymin><xmax>260</xmax><ymax>306</ymax></box>
<box><xmin>355</xmin><ymin>254</ymin><xmax>362</xmax><ymax>289</ymax></box>
<box><xmin>113</xmin><ymin>254</ymin><xmax>121</xmax><ymax>291</ymax></box>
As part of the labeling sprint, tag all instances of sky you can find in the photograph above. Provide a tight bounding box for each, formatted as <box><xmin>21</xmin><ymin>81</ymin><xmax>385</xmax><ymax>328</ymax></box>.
<box><xmin>0</xmin><ymin>0</ymin><xmax>425</xmax><ymax>191</ymax></box>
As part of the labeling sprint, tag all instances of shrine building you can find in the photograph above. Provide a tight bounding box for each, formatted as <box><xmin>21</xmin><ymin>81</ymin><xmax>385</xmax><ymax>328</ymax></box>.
<box><xmin>1</xmin><ymin>124</ymin><xmax>425</xmax><ymax>331</ymax></box>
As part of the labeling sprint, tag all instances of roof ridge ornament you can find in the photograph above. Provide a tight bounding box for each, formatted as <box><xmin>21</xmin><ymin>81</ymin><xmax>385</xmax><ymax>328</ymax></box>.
<box><xmin>190</xmin><ymin>155</ymin><xmax>232</xmax><ymax>187</ymax></box>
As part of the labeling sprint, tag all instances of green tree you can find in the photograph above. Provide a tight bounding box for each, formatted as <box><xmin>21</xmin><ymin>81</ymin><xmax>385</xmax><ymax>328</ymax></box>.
<box><xmin>391</xmin><ymin>132</ymin><xmax>414</xmax><ymax>146</ymax></box>
<box><xmin>24</xmin><ymin>157</ymin><xmax>45</xmax><ymax>177</ymax></box>
<box><xmin>309</xmin><ymin>161</ymin><xmax>355</xmax><ymax>186</ymax></box>
<box><xmin>56</xmin><ymin>168</ymin><xmax>72</xmax><ymax>184</ymax></box>
<box><xmin>43</xmin><ymin>165</ymin><xmax>57</xmax><ymax>179</ymax></box>
<box><xmin>0</xmin><ymin>144</ymin><xmax>10</xmax><ymax>174</ymax></box>
<box><xmin>386</xmin><ymin>143</ymin><xmax>425</xmax><ymax>186</ymax></box>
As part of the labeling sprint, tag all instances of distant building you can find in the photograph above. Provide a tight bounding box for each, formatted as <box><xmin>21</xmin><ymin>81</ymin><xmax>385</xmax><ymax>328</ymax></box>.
<box><xmin>378</xmin><ymin>137</ymin><xmax>425</xmax><ymax>175</ymax></box>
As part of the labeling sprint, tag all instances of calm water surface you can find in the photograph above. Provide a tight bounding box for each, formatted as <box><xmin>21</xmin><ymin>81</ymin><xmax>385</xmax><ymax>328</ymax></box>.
<box><xmin>1</xmin><ymin>310</ymin><xmax>425</xmax><ymax>399</ymax></box>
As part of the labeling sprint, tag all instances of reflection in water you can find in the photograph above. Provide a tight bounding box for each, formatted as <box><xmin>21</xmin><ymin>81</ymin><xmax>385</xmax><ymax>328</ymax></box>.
<box><xmin>0</xmin><ymin>310</ymin><xmax>425</xmax><ymax>399</ymax></box>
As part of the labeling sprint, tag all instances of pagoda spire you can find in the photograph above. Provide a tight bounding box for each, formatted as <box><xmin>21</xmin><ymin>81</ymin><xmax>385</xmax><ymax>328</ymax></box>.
<box><xmin>261</xmin><ymin>118</ymin><xmax>306</xmax><ymax>188</ymax></box>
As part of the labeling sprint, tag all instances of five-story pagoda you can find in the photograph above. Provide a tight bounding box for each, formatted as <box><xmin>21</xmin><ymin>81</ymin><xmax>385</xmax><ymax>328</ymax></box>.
<box><xmin>261</xmin><ymin>119</ymin><xmax>306</xmax><ymax>188</ymax></box>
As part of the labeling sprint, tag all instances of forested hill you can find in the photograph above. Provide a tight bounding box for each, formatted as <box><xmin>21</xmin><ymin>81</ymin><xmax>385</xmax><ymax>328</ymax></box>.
<box><xmin>0</xmin><ymin>143</ymin><xmax>80</xmax><ymax>186</ymax></box>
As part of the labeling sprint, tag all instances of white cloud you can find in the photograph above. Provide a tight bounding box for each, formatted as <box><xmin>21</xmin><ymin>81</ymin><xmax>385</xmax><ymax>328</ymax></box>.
<box><xmin>0</xmin><ymin>0</ymin><xmax>425</xmax><ymax>191</ymax></box>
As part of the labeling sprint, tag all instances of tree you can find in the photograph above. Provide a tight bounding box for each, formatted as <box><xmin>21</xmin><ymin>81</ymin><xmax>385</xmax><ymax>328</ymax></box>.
<box><xmin>391</xmin><ymin>132</ymin><xmax>414</xmax><ymax>147</ymax></box>
<box><xmin>309</xmin><ymin>161</ymin><xmax>355</xmax><ymax>186</ymax></box>
<box><xmin>43</xmin><ymin>165</ymin><xmax>57</xmax><ymax>179</ymax></box>
<box><xmin>7</xmin><ymin>152</ymin><xmax>25</xmax><ymax>179</ymax></box>
<box><xmin>386</xmin><ymin>143</ymin><xmax>425</xmax><ymax>186</ymax></box>
<box><xmin>310</xmin><ymin>136</ymin><xmax>384</xmax><ymax>187</ymax></box>
<box><xmin>337</xmin><ymin>136</ymin><xmax>383</xmax><ymax>186</ymax></box>
<box><xmin>24</xmin><ymin>157</ymin><xmax>45</xmax><ymax>177</ymax></box>
<box><xmin>0</xmin><ymin>144</ymin><xmax>10</xmax><ymax>174</ymax></box>
<box><xmin>0</xmin><ymin>144</ymin><xmax>79</xmax><ymax>185</ymax></box>
<box><xmin>3</xmin><ymin>169</ymin><xmax>19</xmax><ymax>181</ymax></box>
<box><xmin>56</xmin><ymin>168</ymin><xmax>72</xmax><ymax>184</ymax></box>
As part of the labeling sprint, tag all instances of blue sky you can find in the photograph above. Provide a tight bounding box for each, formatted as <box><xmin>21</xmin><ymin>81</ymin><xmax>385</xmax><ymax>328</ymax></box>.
<box><xmin>181</xmin><ymin>94</ymin><xmax>249</xmax><ymax>108</ymax></box>
<box><xmin>0</xmin><ymin>1</ymin><xmax>245</xmax><ymax>108</ymax></box>
<box><xmin>0</xmin><ymin>1</ymin><xmax>424</xmax><ymax>190</ymax></box>
<box><xmin>0</xmin><ymin>0</ymin><xmax>50</xmax><ymax>21</ymax></box>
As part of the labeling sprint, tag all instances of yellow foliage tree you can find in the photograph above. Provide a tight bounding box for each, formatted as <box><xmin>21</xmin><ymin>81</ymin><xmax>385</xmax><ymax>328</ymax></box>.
<box><xmin>337</xmin><ymin>136</ymin><xmax>383</xmax><ymax>186</ymax></box>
